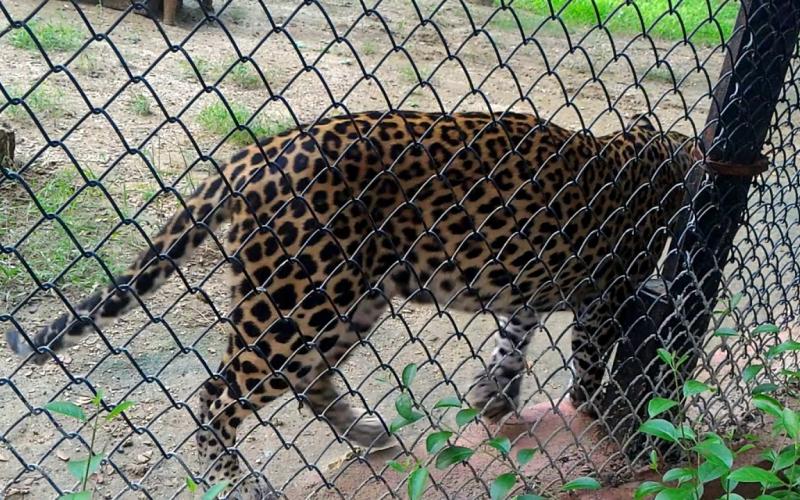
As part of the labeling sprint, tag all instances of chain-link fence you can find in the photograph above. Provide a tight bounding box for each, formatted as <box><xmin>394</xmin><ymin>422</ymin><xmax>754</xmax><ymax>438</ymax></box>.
<box><xmin>2</xmin><ymin>0</ymin><xmax>799</xmax><ymax>498</ymax></box>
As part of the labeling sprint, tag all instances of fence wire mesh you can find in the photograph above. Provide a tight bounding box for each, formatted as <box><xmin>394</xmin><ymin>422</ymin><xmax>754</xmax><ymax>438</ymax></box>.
<box><xmin>0</xmin><ymin>0</ymin><xmax>797</xmax><ymax>498</ymax></box>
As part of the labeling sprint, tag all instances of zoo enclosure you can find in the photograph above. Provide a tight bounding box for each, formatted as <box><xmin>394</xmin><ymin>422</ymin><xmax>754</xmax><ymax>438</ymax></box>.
<box><xmin>1</xmin><ymin>0</ymin><xmax>800</xmax><ymax>498</ymax></box>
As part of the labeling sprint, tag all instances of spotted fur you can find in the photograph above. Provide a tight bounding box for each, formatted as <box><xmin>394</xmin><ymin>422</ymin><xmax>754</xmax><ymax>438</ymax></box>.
<box><xmin>6</xmin><ymin>110</ymin><xmax>694</xmax><ymax>498</ymax></box>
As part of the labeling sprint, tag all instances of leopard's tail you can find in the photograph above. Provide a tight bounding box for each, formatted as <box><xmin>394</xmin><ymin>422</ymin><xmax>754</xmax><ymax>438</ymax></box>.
<box><xmin>6</xmin><ymin>170</ymin><xmax>237</xmax><ymax>364</ymax></box>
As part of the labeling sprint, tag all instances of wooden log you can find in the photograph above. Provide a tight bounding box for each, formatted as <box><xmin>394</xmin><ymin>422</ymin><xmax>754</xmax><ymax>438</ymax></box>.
<box><xmin>0</xmin><ymin>124</ymin><xmax>14</xmax><ymax>168</ymax></box>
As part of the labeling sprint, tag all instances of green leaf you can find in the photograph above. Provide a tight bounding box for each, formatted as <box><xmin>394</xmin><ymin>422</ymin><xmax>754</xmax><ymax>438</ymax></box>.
<box><xmin>753</xmin><ymin>394</ymin><xmax>784</xmax><ymax>417</ymax></box>
<box><xmin>186</xmin><ymin>476</ymin><xmax>198</xmax><ymax>493</ymax></box>
<box><xmin>683</xmin><ymin>380</ymin><xmax>712</xmax><ymax>398</ymax></box>
<box><xmin>561</xmin><ymin>476</ymin><xmax>601</xmax><ymax>492</ymax></box>
<box><xmin>435</xmin><ymin>446</ymin><xmax>475</xmax><ymax>469</ymax></box>
<box><xmin>634</xmin><ymin>481</ymin><xmax>664</xmax><ymax>499</ymax></box>
<box><xmin>105</xmin><ymin>401</ymin><xmax>134</xmax><ymax>421</ymax></box>
<box><xmin>490</xmin><ymin>472</ymin><xmax>517</xmax><ymax>500</ymax></box>
<box><xmin>402</xmin><ymin>364</ymin><xmax>418</xmax><ymax>388</ymax></box>
<box><xmin>780</xmin><ymin>369</ymin><xmax>800</xmax><ymax>379</ymax></box>
<box><xmin>455</xmin><ymin>408</ymin><xmax>479</xmax><ymax>427</ymax></box>
<box><xmin>487</xmin><ymin>436</ymin><xmax>511</xmax><ymax>456</ymax></box>
<box><xmin>390</xmin><ymin>415</ymin><xmax>414</xmax><ymax>434</ymax></box>
<box><xmin>395</xmin><ymin>393</ymin><xmax>423</xmax><ymax>423</ymax></box>
<box><xmin>90</xmin><ymin>389</ymin><xmax>104</xmax><ymax>407</ymax></box>
<box><xmin>697</xmin><ymin>459</ymin><xmax>727</xmax><ymax>483</ymax></box>
<box><xmin>743</xmin><ymin>364</ymin><xmax>763</xmax><ymax>383</ymax></box>
<box><xmin>387</xmin><ymin>459</ymin><xmax>408</xmax><ymax>472</ymax></box>
<box><xmin>516</xmin><ymin>448</ymin><xmax>537</xmax><ymax>466</ymax></box>
<box><xmin>771</xmin><ymin>445</ymin><xmax>799</xmax><ymax>471</ymax></box>
<box><xmin>58</xmin><ymin>493</ymin><xmax>92</xmax><ymax>500</ymax></box>
<box><xmin>433</xmin><ymin>396</ymin><xmax>462</xmax><ymax>409</ymax></box>
<box><xmin>693</xmin><ymin>436</ymin><xmax>734</xmax><ymax>469</ymax></box>
<box><xmin>753</xmin><ymin>323</ymin><xmax>779</xmax><ymax>335</ymax></box>
<box><xmin>676</xmin><ymin>424</ymin><xmax>696</xmax><ymax>441</ymax></box>
<box><xmin>662</xmin><ymin>467</ymin><xmax>694</xmax><ymax>484</ymax></box>
<box><xmin>202</xmin><ymin>481</ymin><xmax>230</xmax><ymax>500</ymax></box>
<box><xmin>649</xmin><ymin>449</ymin><xmax>659</xmax><ymax>471</ymax></box>
<box><xmin>729</xmin><ymin>292</ymin><xmax>744</xmax><ymax>309</ymax></box>
<box><xmin>426</xmin><ymin>431</ymin><xmax>452</xmax><ymax>454</ymax></box>
<box><xmin>639</xmin><ymin>419</ymin><xmax>678</xmax><ymax>443</ymax></box>
<box><xmin>656</xmin><ymin>349</ymin><xmax>674</xmax><ymax>368</ymax></box>
<box><xmin>783</xmin><ymin>408</ymin><xmax>800</xmax><ymax>440</ymax></box>
<box><xmin>408</xmin><ymin>466</ymin><xmax>428</xmax><ymax>500</ymax></box>
<box><xmin>654</xmin><ymin>483</ymin><xmax>699</xmax><ymax>500</ymax></box>
<box><xmin>67</xmin><ymin>454</ymin><xmax>103</xmax><ymax>481</ymax></box>
<box><xmin>753</xmin><ymin>383</ymin><xmax>779</xmax><ymax>395</ymax></box>
<box><xmin>767</xmin><ymin>340</ymin><xmax>800</xmax><ymax>359</ymax></box>
<box><xmin>45</xmin><ymin>401</ymin><xmax>86</xmax><ymax>421</ymax></box>
<box><xmin>714</xmin><ymin>326</ymin><xmax>738</xmax><ymax>337</ymax></box>
<box><xmin>648</xmin><ymin>398</ymin><xmax>678</xmax><ymax>418</ymax></box>
<box><xmin>727</xmin><ymin>466</ymin><xmax>782</xmax><ymax>486</ymax></box>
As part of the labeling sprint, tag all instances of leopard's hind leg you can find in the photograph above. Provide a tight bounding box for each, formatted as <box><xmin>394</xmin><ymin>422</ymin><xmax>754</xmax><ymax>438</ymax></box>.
<box><xmin>468</xmin><ymin>308</ymin><xmax>539</xmax><ymax>420</ymax></box>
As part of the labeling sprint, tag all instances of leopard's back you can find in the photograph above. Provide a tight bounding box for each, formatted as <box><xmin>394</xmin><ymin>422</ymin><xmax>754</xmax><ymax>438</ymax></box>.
<box><xmin>225</xmin><ymin>111</ymin><xmax>686</xmax><ymax>321</ymax></box>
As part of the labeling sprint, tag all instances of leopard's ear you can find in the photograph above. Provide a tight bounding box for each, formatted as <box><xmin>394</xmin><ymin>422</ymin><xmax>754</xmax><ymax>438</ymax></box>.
<box><xmin>627</xmin><ymin>113</ymin><xmax>658</xmax><ymax>131</ymax></box>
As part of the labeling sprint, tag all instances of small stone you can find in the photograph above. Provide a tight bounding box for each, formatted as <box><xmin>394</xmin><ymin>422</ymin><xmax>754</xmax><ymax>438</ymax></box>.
<box><xmin>57</xmin><ymin>451</ymin><xmax>70</xmax><ymax>461</ymax></box>
<box><xmin>0</xmin><ymin>452</ymin><xmax>8</xmax><ymax>462</ymax></box>
<box><xmin>136</xmin><ymin>454</ymin><xmax>149</xmax><ymax>463</ymax></box>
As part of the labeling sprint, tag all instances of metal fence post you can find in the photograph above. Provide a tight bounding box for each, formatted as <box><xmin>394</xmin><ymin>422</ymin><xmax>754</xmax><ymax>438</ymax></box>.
<box><xmin>600</xmin><ymin>0</ymin><xmax>800</xmax><ymax>458</ymax></box>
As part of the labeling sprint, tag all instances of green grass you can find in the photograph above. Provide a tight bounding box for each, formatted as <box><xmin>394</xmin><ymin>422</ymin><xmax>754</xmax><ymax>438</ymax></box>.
<box><xmin>362</xmin><ymin>41</ymin><xmax>378</xmax><ymax>56</ymax></box>
<box><xmin>8</xmin><ymin>19</ymin><xmax>84</xmax><ymax>52</ymax></box>
<box><xmin>197</xmin><ymin>101</ymin><xmax>293</xmax><ymax>146</ymax></box>
<box><xmin>642</xmin><ymin>65</ymin><xmax>675</xmax><ymax>83</ymax></box>
<box><xmin>180</xmin><ymin>57</ymin><xmax>218</xmax><ymax>82</ymax></box>
<box><xmin>224</xmin><ymin>5</ymin><xmax>248</xmax><ymax>24</ymax></box>
<box><xmin>507</xmin><ymin>0</ymin><xmax>739</xmax><ymax>45</ymax></box>
<box><xmin>228</xmin><ymin>63</ymin><xmax>262</xmax><ymax>90</ymax></box>
<box><xmin>73</xmin><ymin>50</ymin><xmax>100</xmax><ymax>76</ymax></box>
<box><xmin>130</xmin><ymin>93</ymin><xmax>153</xmax><ymax>116</ymax></box>
<box><xmin>5</xmin><ymin>84</ymin><xmax>66</xmax><ymax>121</ymax></box>
<box><xmin>487</xmin><ymin>7</ymin><xmax>551</xmax><ymax>34</ymax></box>
<box><xmin>0</xmin><ymin>169</ymin><xmax>125</xmax><ymax>293</ymax></box>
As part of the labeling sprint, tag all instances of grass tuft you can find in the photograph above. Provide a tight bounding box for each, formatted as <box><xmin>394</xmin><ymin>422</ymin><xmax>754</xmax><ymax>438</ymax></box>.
<box><xmin>8</xmin><ymin>19</ymin><xmax>84</xmax><ymax>52</ymax></box>
<box><xmin>228</xmin><ymin>64</ymin><xmax>262</xmax><ymax>90</ymax></box>
<box><xmin>506</xmin><ymin>0</ymin><xmax>738</xmax><ymax>45</ymax></box>
<box><xmin>130</xmin><ymin>93</ymin><xmax>153</xmax><ymax>116</ymax></box>
<box><xmin>5</xmin><ymin>84</ymin><xmax>66</xmax><ymax>121</ymax></box>
<box><xmin>197</xmin><ymin>101</ymin><xmax>293</xmax><ymax>146</ymax></box>
<box><xmin>0</xmin><ymin>169</ymin><xmax>125</xmax><ymax>293</ymax></box>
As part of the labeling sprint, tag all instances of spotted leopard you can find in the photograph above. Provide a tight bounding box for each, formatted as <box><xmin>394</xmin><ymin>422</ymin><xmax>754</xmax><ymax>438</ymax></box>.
<box><xmin>6</xmin><ymin>110</ymin><xmax>695</xmax><ymax>498</ymax></box>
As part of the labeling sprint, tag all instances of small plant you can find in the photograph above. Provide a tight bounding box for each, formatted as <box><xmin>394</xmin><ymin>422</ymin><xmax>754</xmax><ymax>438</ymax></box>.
<box><xmin>130</xmin><ymin>93</ymin><xmax>153</xmax><ymax>116</ymax></box>
<box><xmin>197</xmin><ymin>101</ymin><xmax>292</xmax><ymax>146</ymax></box>
<box><xmin>8</xmin><ymin>19</ymin><xmax>84</xmax><ymax>52</ymax></box>
<box><xmin>635</xmin><ymin>293</ymin><xmax>800</xmax><ymax>499</ymax></box>
<box><xmin>44</xmin><ymin>391</ymin><xmax>134</xmax><ymax>499</ymax></box>
<box><xmin>228</xmin><ymin>63</ymin><xmax>262</xmax><ymax>90</ymax></box>
<box><xmin>390</xmin><ymin>363</ymin><xmax>600</xmax><ymax>499</ymax></box>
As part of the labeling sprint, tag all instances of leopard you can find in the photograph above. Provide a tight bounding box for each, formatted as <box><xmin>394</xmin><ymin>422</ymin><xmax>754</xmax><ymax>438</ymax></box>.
<box><xmin>5</xmin><ymin>110</ymin><xmax>695</xmax><ymax>498</ymax></box>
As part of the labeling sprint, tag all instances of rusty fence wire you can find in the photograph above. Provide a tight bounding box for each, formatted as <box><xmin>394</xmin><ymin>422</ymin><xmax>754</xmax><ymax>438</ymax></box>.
<box><xmin>1</xmin><ymin>0</ymin><xmax>798</xmax><ymax>498</ymax></box>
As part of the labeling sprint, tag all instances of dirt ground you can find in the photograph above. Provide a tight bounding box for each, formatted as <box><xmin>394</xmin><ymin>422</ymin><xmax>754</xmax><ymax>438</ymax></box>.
<box><xmin>0</xmin><ymin>0</ymin><xmax>728</xmax><ymax>498</ymax></box>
